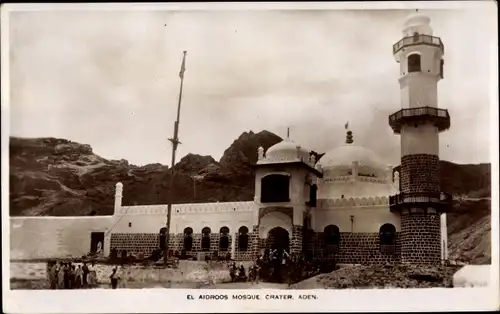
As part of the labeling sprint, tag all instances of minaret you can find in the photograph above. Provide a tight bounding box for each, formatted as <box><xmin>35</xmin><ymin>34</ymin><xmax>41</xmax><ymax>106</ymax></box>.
<box><xmin>388</xmin><ymin>11</ymin><xmax>451</xmax><ymax>264</ymax></box>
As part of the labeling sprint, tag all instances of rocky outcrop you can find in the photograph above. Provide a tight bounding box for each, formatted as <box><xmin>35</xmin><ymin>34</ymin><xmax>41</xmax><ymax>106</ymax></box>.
<box><xmin>218</xmin><ymin>130</ymin><xmax>282</xmax><ymax>184</ymax></box>
<box><xmin>447</xmin><ymin>199</ymin><xmax>491</xmax><ymax>264</ymax></box>
<box><xmin>293</xmin><ymin>264</ymin><xmax>462</xmax><ymax>289</ymax></box>
<box><xmin>174</xmin><ymin>154</ymin><xmax>218</xmax><ymax>176</ymax></box>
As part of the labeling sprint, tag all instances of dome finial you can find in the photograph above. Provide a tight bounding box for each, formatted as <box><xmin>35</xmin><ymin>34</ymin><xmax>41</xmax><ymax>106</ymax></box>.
<box><xmin>346</xmin><ymin>130</ymin><xmax>354</xmax><ymax>144</ymax></box>
<box><xmin>344</xmin><ymin>121</ymin><xmax>353</xmax><ymax>144</ymax></box>
<box><xmin>286</xmin><ymin>127</ymin><xmax>290</xmax><ymax>140</ymax></box>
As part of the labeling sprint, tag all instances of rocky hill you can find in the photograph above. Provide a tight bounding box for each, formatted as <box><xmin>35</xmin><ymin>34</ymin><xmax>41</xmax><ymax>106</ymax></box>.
<box><xmin>9</xmin><ymin>131</ymin><xmax>282</xmax><ymax>216</ymax></box>
<box><xmin>8</xmin><ymin>131</ymin><xmax>491</xmax><ymax>263</ymax></box>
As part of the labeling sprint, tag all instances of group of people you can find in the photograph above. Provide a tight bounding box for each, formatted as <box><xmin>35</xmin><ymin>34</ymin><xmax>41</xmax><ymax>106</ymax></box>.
<box><xmin>47</xmin><ymin>260</ymin><xmax>123</xmax><ymax>289</ymax></box>
<box><xmin>47</xmin><ymin>261</ymin><xmax>98</xmax><ymax>289</ymax></box>
<box><xmin>227</xmin><ymin>248</ymin><xmax>297</xmax><ymax>284</ymax></box>
<box><xmin>229</xmin><ymin>263</ymin><xmax>249</xmax><ymax>282</ymax></box>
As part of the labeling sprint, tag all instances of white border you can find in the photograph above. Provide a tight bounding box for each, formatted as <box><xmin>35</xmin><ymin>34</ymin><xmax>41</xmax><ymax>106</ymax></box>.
<box><xmin>2</xmin><ymin>1</ymin><xmax>499</xmax><ymax>313</ymax></box>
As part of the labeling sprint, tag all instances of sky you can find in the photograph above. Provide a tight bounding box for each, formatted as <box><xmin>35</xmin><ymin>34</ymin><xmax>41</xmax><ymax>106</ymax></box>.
<box><xmin>7</xmin><ymin>4</ymin><xmax>497</xmax><ymax>166</ymax></box>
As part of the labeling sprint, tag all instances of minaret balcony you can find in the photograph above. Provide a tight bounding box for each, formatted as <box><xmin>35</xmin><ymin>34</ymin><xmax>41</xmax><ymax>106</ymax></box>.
<box><xmin>389</xmin><ymin>191</ymin><xmax>452</xmax><ymax>213</ymax></box>
<box><xmin>388</xmin><ymin>106</ymin><xmax>450</xmax><ymax>134</ymax></box>
<box><xmin>393</xmin><ymin>34</ymin><xmax>444</xmax><ymax>55</ymax></box>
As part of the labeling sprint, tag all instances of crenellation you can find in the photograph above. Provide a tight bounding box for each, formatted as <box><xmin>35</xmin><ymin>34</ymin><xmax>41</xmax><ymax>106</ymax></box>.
<box><xmin>317</xmin><ymin>196</ymin><xmax>389</xmax><ymax>208</ymax></box>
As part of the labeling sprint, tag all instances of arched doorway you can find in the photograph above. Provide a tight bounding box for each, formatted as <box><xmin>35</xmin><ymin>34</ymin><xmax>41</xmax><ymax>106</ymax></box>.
<box><xmin>267</xmin><ymin>227</ymin><xmax>290</xmax><ymax>252</ymax></box>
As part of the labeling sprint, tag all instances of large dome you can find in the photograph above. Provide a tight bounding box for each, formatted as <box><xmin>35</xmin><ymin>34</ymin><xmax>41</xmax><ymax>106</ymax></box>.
<box><xmin>265</xmin><ymin>139</ymin><xmax>310</xmax><ymax>163</ymax></box>
<box><xmin>318</xmin><ymin>144</ymin><xmax>385</xmax><ymax>170</ymax></box>
<box><xmin>317</xmin><ymin>130</ymin><xmax>387</xmax><ymax>176</ymax></box>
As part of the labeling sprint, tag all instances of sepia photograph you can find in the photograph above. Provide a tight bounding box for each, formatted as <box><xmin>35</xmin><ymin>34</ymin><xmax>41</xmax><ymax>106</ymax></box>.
<box><xmin>2</xmin><ymin>1</ymin><xmax>498</xmax><ymax>313</ymax></box>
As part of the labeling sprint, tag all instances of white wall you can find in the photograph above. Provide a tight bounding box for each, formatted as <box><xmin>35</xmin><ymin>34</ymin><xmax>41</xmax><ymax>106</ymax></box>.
<box><xmin>398</xmin><ymin>45</ymin><xmax>442</xmax><ymax>109</ymax></box>
<box><xmin>113</xmin><ymin>201</ymin><xmax>256</xmax><ymax>235</ymax></box>
<box><xmin>10</xmin><ymin>201</ymin><xmax>259</xmax><ymax>260</ymax></box>
<box><xmin>313</xmin><ymin>206</ymin><xmax>400</xmax><ymax>233</ymax></box>
<box><xmin>400</xmin><ymin>123</ymin><xmax>439</xmax><ymax>156</ymax></box>
<box><xmin>254</xmin><ymin>167</ymin><xmax>316</xmax><ymax>226</ymax></box>
<box><xmin>254</xmin><ymin>167</ymin><xmax>317</xmax><ymax>205</ymax></box>
<box><xmin>318</xmin><ymin>180</ymin><xmax>396</xmax><ymax>199</ymax></box>
<box><xmin>10</xmin><ymin>216</ymin><xmax>114</xmax><ymax>260</ymax></box>
<box><xmin>259</xmin><ymin>211</ymin><xmax>293</xmax><ymax>238</ymax></box>
<box><xmin>441</xmin><ymin>213</ymin><xmax>448</xmax><ymax>261</ymax></box>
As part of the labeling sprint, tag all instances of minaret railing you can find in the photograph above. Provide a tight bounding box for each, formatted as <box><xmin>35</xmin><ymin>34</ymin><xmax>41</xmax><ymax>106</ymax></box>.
<box><xmin>389</xmin><ymin>106</ymin><xmax>451</xmax><ymax>133</ymax></box>
<box><xmin>393</xmin><ymin>34</ymin><xmax>444</xmax><ymax>54</ymax></box>
<box><xmin>389</xmin><ymin>191</ymin><xmax>452</xmax><ymax>210</ymax></box>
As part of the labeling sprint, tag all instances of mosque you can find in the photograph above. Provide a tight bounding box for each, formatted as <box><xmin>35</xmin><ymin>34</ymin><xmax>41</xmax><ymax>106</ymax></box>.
<box><xmin>10</xmin><ymin>11</ymin><xmax>453</xmax><ymax>265</ymax></box>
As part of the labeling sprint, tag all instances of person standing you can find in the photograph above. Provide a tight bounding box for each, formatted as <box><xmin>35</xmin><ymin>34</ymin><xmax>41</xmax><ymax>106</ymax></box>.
<box><xmin>82</xmin><ymin>262</ymin><xmax>89</xmax><ymax>288</ymax></box>
<box><xmin>69</xmin><ymin>265</ymin><xmax>76</xmax><ymax>289</ymax></box>
<box><xmin>88</xmin><ymin>261</ymin><xmax>97</xmax><ymax>287</ymax></box>
<box><xmin>63</xmin><ymin>263</ymin><xmax>70</xmax><ymax>289</ymax></box>
<box><xmin>109</xmin><ymin>268</ymin><xmax>119</xmax><ymax>289</ymax></box>
<box><xmin>75</xmin><ymin>265</ymin><xmax>83</xmax><ymax>289</ymax></box>
<box><xmin>48</xmin><ymin>262</ymin><xmax>57</xmax><ymax>289</ymax></box>
<box><xmin>57</xmin><ymin>263</ymin><xmax>65</xmax><ymax>289</ymax></box>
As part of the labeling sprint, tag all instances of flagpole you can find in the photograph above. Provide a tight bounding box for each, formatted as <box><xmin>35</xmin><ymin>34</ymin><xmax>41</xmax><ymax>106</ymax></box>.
<box><xmin>164</xmin><ymin>50</ymin><xmax>187</xmax><ymax>265</ymax></box>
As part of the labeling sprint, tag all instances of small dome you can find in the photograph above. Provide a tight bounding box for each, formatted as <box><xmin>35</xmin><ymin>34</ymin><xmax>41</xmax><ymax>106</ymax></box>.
<box><xmin>265</xmin><ymin>139</ymin><xmax>310</xmax><ymax>163</ymax></box>
<box><xmin>404</xmin><ymin>11</ymin><xmax>431</xmax><ymax>28</ymax></box>
<box><xmin>402</xmin><ymin>10</ymin><xmax>433</xmax><ymax>36</ymax></box>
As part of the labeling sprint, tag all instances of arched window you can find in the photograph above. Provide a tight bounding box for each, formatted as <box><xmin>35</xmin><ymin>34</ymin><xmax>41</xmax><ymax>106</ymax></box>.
<box><xmin>440</xmin><ymin>59</ymin><xmax>444</xmax><ymax>79</ymax></box>
<box><xmin>238</xmin><ymin>226</ymin><xmax>249</xmax><ymax>251</ymax></box>
<box><xmin>183</xmin><ymin>227</ymin><xmax>193</xmax><ymax>251</ymax></box>
<box><xmin>201</xmin><ymin>227</ymin><xmax>211</xmax><ymax>252</ymax></box>
<box><xmin>379</xmin><ymin>223</ymin><xmax>397</xmax><ymax>254</ymax></box>
<box><xmin>261</xmin><ymin>174</ymin><xmax>290</xmax><ymax>203</ymax></box>
<box><xmin>324</xmin><ymin>225</ymin><xmax>340</xmax><ymax>246</ymax></box>
<box><xmin>219</xmin><ymin>226</ymin><xmax>230</xmax><ymax>251</ymax></box>
<box><xmin>408</xmin><ymin>54</ymin><xmax>421</xmax><ymax>73</ymax></box>
<box><xmin>306</xmin><ymin>184</ymin><xmax>318</xmax><ymax>207</ymax></box>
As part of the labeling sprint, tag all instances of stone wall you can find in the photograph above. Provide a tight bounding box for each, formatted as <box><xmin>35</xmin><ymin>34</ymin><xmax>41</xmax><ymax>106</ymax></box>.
<box><xmin>400</xmin><ymin>154</ymin><xmax>440</xmax><ymax>193</ymax></box>
<box><xmin>233</xmin><ymin>230</ymin><xmax>257</xmax><ymax>261</ymax></box>
<box><xmin>400</xmin><ymin>213</ymin><xmax>441</xmax><ymax>264</ymax></box>
<box><xmin>291</xmin><ymin>225</ymin><xmax>303</xmax><ymax>255</ymax></box>
<box><xmin>110</xmin><ymin>233</ymin><xmax>234</xmax><ymax>259</ymax></box>
<box><xmin>110</xmin><ymin>233</ymin><xmax>159</xmax><ymax>257</ymax></box>
<box><xmin>108</xmin><ymin>227</ymin><xmax>437</xmax><ymax>265</ymax></box>
<box><xmin>303</xmin><ymin>231</ymin><xmax>401</xmax><ymax>264</ymax></box>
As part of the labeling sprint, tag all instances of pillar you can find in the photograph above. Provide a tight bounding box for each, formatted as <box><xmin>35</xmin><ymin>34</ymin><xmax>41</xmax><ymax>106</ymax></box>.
<box><xmin>291</xmin><ymin>225</ymin><xmax>303</xmax><ymax>256</ymax></box>
<box><xmin>251</xmin><ymin>225</ymin><xmax>260</xmax><ymax>259</ymax></box>
<box><xmin>231</xmin><ymin>232</ymin><xmax>236</xmax><ymax>259</ymax></box>
<box><xmin>351</xmin><ymin>161</ymin><xmax>359</xmax><ymax>180</ymax></box>
<box><xmin>441</xmin><ymin>213</ymin><xmax>448</xmax><ymax>261</ymax></box>
<box><xmin>114</xmin><ymin>182</ymin><xmax>123</xmax><ymax>215</ymax></box>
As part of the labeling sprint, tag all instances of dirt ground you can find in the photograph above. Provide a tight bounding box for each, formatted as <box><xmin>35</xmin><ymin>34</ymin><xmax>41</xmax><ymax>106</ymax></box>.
<box><xmin>10</xmin><ymin>261</ymin><xmax>463</xmax><ymax>290</ymax></box>
<box><xmin>10</xmin><ymin>260</ymin><xmax>259</xmax><ymax>290</ymax></box>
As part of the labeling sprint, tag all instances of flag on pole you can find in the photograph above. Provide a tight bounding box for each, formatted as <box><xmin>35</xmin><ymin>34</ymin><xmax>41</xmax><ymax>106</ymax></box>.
<box><xmin>345</xmin><ymin>121</ymin><xmax>349</xmax><ymax>130</ymax></box>
<box><xmin>179</xmin><ymin>51</ymin><xmax>187</xmax><ymax>79</ymax></box>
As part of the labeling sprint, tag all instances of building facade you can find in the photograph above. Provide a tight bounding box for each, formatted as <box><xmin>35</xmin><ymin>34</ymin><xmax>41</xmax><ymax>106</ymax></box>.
<box><xmin>10</xmin><ymin>11</ymin><xmax>452</xmax><ymax>265</ymax></box>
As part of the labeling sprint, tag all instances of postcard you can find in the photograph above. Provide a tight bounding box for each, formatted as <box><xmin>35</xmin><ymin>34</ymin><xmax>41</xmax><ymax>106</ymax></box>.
<box><xmin>2</xmin><ymin>1</ymin><xmax>499</xmax><ymax>313</ymax></box>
